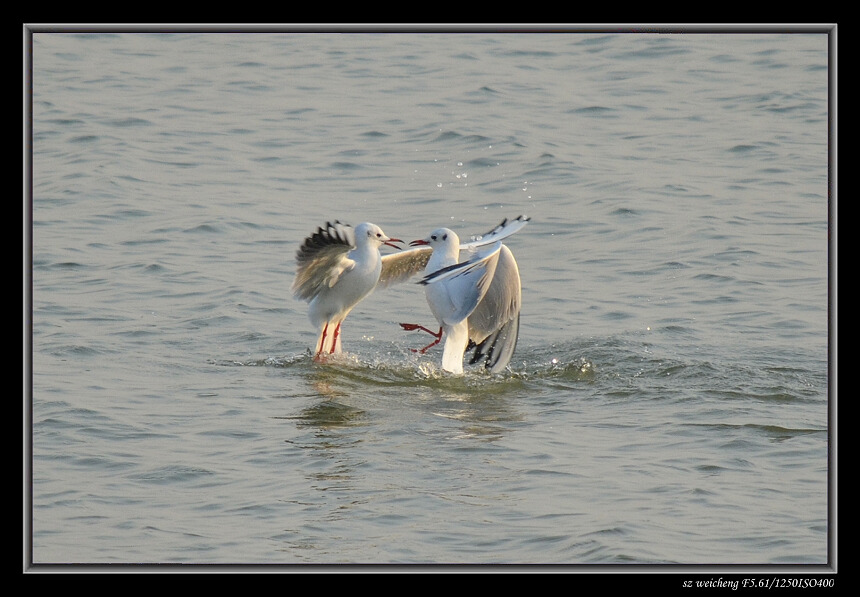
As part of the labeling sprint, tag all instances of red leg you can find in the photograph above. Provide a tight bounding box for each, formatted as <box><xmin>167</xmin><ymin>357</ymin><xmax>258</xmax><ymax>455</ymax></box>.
<box><xmin>400</xmin><ymin>323</ymin><xmax>443</xmax><ymax>353</ymax></box>
<box><xmin>415</xmin><ymin>335</ymin><xmax>442</xmax><ymax>354</ymax></box>
<box><xmin>314</xmin><ymin>322</ymin><xmax>329</xmax><ymax>360</ymax></box>
<box><xmin>400</xmin><ymin>323</ymin><xmax>442</xmax><ymax>336</ymax></box>
<box><xmin>330</xmin><ymin>322</ymin><xmax>342</xmax><ymax>354</ymax></box>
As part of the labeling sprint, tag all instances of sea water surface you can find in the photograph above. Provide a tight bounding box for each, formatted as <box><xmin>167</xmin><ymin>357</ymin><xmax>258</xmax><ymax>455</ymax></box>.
<box><xmin>28</xmin><ymin>30</ymin><xmax>832</xmax><ymax>567</ymax></box>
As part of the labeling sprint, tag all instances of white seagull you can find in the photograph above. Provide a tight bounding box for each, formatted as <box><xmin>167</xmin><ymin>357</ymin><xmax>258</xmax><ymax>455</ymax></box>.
<box><xmin>292</xmin><ymin>221</ymin><xmax>402</xmax><ymax>360</ymax></box>
<box><xmin>379</xmin><ymin>215</ymin><xmax>530</xmax><ymax>374</ymax></box>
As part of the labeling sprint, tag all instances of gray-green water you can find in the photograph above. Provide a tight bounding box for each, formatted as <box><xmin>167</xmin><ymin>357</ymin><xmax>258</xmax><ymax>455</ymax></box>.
<box><xmin>28</xmin><ymin>30</ymin><xmax>831</xmax><ymax>566</ymax></box>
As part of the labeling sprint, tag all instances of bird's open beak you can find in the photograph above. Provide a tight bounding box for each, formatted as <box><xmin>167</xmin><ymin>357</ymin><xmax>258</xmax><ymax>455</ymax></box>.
<box><xmin>409</xmin><ymin>239</ymin><xmax>429</xmax><ymax>247</ymax></box>
<box><xmin>384</xmin><ymin>237</ymin><xmax>404</xmax><ymax>250</ymax></box>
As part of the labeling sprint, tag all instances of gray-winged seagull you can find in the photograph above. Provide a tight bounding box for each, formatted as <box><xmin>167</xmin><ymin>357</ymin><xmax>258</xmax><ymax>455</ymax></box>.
<box><xmin>380</xmin><ymin>215</ymin><xmax>530</xmax><ymax>374</ymax></box>
<box><xmin>292</xmin><ymin>221</ymin><xmax>402</xmax><ymax>360</ymax></box>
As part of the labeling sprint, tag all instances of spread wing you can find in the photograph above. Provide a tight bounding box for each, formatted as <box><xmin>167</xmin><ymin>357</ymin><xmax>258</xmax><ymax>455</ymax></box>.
<box><xmin>467</xmin><ymin>244</ymin><xmax>522</xmax><ymax>373</ymax></box>
<box><xmin>378</xmin><ymin>246</ymin><xmax>433</xmax><ymax>288</ymax></box>
<box><xmin>291</xmin><ymin>221</ymin><xmax>356</xmax><ymax>301</ymax></box>
<box><xmin>458</xmin><ymin>214</ymin><xmax>530</xmax><ymax>251</ymax></box>
<box><xmin>420</xmin><ymin>241</ymin><xmax>502</xmax><ymax>325</ymax></box>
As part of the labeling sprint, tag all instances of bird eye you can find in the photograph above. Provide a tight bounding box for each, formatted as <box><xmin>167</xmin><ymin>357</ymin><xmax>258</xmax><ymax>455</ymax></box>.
<box><xmin>376</xmin><ymin>232</ymin><xmax>381</xmax><ymax>237</ymax></box>
<box><xmin>431</xmin><ymin>235</ymin><xmax>437</xmax><ymax>241</ymax></box>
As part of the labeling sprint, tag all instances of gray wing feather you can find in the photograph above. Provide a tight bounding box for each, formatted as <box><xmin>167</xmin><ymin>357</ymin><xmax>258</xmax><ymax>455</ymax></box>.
<box><xmin>291</xmin><ymin>221</ymin><xmax>355</xmax><ymax>301</ymax></box>
<box><xmin>459</xmin><ymin>214</ymin><xmax>530</xmax><ymax>251</ymax></box>
<box><xmin>378</xmin><ymin>246</ymin><xmax>433</xmax><ymax>288</ymax></box>
<box><xmin>420</xmin><ymin>242</ymin><xmax>501</xmax><ymax>325</ymax></box>
<box><xmin>467</xmin><ymin>244</ymin><xmax>522</xmax><ymax>372</ymax></box>
<box><xmin>468</xmin><ymin>313</ymin><xmax>520</xmax><ymax>374</ymax></box>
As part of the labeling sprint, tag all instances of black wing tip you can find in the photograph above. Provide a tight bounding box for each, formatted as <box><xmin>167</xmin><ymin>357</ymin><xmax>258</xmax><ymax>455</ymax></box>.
<box><xmin>296</xmin><ymin>220</ymin><xmax>354</xmax><ymax>259</ymax></box>
<box><xmin>489</xmin><ymin>214</ymin><xmax>531</xmax><ymax>236</ymax></box>
<box><xmin>468</xmin><ymin>313</ymin><xmax>521</xmax><ymax>370</ymax></box>
<box><xmin>468</xmin><ymin>333</ymin><xmax>498</xmax><ymax>368</ymax></box>
<box><xmin>316</xmin><ymin>220</ymin><xmax>351</xmax><ymax>240</ymax></box>
<box><xmin>499</xmin><ymin>214</ymin><xmax>530</xmax><ymax>223</ymax></box>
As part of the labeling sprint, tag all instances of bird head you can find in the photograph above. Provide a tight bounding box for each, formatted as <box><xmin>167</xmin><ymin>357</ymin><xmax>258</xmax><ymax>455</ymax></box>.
<box><xmin>357</xmin><ymin>222</ymin><xmax>402</xmax><ymax>250</ymax></box>
<box><xmin>410</xmin><ymin>227</ymin><xmax>459</xmax><ymax>249</ymax></box>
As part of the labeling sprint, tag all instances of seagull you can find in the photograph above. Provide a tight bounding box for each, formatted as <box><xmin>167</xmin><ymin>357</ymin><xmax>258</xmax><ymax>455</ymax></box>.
<box><xmin>292</xmin><ymin>221</ymin><xmax>402</xmax><ymax>360</ymax></box>
<box><xmin>380</xmin><ymin>215</ymin><xmax>530</xmax><ymax>374</ymax></box>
